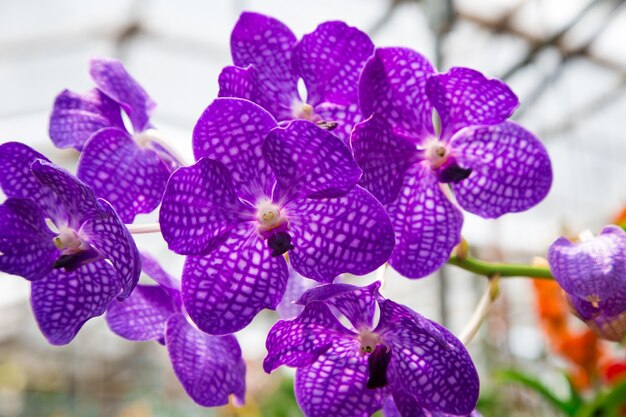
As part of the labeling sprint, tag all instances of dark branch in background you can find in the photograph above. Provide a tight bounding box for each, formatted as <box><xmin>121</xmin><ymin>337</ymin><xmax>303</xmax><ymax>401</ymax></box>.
<box><xmin>368</xmin><ymin>0</ymin><xmax>405</xmax><ymax>36</ymax></box>
<box><xmin>537</xmin><ymin>84</ymin><xmax>626</xmax><ymax>138</ymax></box>
<box><xmin>514</xmin><ymin>0</ymin><xmax>626</xmax><ymax>120</ymax></box>
<box><xmin>426</xmin><ymin>0</ymin><xmax>455</xmax><ymax>68</ymax></box>
<box><xmin>498</xmin><ymin>0</ymin><xmax>606</xmax><ymax>82</ymax></box>
<box><xmin>459</xmin><ymin>1</ymin><xmax>626</xmax><ymax>78</ymax></box>
<box><xmin>114</xmin><ymin>0</ymin><xmax>146</xmax><ymax>59</ymax></box>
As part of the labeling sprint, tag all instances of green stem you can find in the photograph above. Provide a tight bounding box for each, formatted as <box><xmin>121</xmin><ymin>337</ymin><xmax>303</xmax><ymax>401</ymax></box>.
<box><xmin>447</xmin><ymin>255</ymin><xmax>553</xmax><ymax>279</ymax></box>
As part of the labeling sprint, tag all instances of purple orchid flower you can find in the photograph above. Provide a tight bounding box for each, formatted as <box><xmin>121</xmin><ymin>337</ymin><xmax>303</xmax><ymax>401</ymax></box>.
<box><xmin>352</xmin><ymin>48</ymin><xmax>553</xmax><ymax>279</ymax></box>
<box><xmin>548</xmin><ymin>225</ymin><xmax>626</xmax><ymax>342</ymax></box>
<box><xmin>106</xmin><ymin>253</ymin><xmax>246</xmax><ymax>407</ymax></box>
<box><xmin>49</xmin><ymin>57</ymin><xmax>176</xmax><ymax>223</ymax></box>
<box><xmin>218</xmin><ymin>12</ymin><xmax>374</xmax><ymax>144</ymax></box>
<box><xmin>264</xmin><ymin>282</ymin><xmax>479</xmax><ymax>417</ymax></box>
<box><xmin>159</xmin><ymin>98</ymin><xmax>395</xmax><ymax>334</ymax></box>
<box><xmin>0</xmin><ymin>142</ymin><xmax>141</xmax><ymax>345</ymax></box>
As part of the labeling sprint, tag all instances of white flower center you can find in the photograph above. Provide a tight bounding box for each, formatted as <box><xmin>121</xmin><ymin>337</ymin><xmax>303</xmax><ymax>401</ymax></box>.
<box><xmin>53</xmin><ymin>226</ymin><xmax>88</xmax><ymax>254</ymax></box>
<box><xmin>358</xmin><ymin>329</ymin><xmax>380</xmax><ymax>356</ymax></box>
<box><xmin>423</xmin><ymin>138</ymin><xmax>450</xmax><ymax>169</ymax></box>
<box><xmin>291</xmin><ymin>101</ymin><xmax>320</xmax><ymax>122</ymax></box>
<box><xmin>255</xmin><ymin>200</ymin><xmax>288</xmax><ymax>238</ymax></box>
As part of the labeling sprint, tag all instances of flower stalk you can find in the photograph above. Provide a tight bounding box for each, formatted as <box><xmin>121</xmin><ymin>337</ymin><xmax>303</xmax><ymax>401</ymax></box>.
<box><xmin>125</xmin><ymin>223</ymin><xmax>161</xmax><ymax>234</ymax></box>
<box><xmin>460</xmin><ymin>274</ymin><xmax>500</xmax><ymax>346</ymax></box>
<box><xmin>447</xmin><ymin>254</ymin><xmax>553</xmax><ymax>279</ymax></box>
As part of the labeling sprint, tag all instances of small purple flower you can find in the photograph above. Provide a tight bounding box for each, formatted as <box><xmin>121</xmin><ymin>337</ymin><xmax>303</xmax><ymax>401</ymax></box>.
<box><xmin>49</xmin><ymin>57</ymin><xmax>175</xmax><ymax>223</ymax></box>
<box><xmin>352</xmin><ymin>48</ymin><xmax>553</xmax><ymax>279</ymax></box>
<box><xmin>218</xmin><ymin>12</ymin><xmax>374</xmax><ymax>143</ymax></box>
<box><xmin>264</xmin><ymin>282</ymin><xmax>479</xmax><ymax>417</ymax></box>
<box><xmin>159</xmin><ymin>98</ymin><xmax>395</xmax><ymax>334</ymax></box>
<box><xmin>106</xmin><ymin>253</ymin><xmax>246</xmax><ymax>407</ymax></box>
<box><xmin>0</xmin><ymin>142</ymin><xmax>141</xmax><ymax>345</ymax></box>
<box><xmin>548</xmin><ymin>225</ymin><xmax>626</xmax><ymax>342</ymax></box>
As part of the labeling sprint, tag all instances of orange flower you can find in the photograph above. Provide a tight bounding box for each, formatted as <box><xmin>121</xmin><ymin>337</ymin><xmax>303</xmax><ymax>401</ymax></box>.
<box><xmin>613</xmin><ymin>207</ymin><xmax>626</xmax><ymax>226</ymax></box>
<box><xmin>532</xmin><ymin>265</ymin><xmax>604</xmax><ymax>390</ymax></box>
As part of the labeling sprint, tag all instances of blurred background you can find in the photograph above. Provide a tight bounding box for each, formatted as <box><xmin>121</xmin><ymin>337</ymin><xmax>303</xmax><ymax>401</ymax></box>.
<box><xmin>1</xmin><ymin>0</ymin><xmax>626</xmax><ymax>416</ymax></box>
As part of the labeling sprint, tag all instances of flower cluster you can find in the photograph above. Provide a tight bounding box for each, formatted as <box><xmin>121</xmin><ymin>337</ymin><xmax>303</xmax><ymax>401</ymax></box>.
<box><xmin>0</xmin><ymin>9</ymin><xmax>557</xmax><ymax>417</ymax></box>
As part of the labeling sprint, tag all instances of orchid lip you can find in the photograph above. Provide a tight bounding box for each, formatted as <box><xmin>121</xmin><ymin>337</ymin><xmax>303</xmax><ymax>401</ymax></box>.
<box><xmin>366</xmin><ymin>344</ymin><xmax>392</xmax><ymax>389</ymax></box>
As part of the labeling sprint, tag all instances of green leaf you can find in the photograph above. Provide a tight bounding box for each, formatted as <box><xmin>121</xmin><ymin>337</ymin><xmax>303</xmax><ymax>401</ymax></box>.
<box><xmin>574</xmin><ymin>377</ymin><xmax>626</xmax><ymax>417</ymax></box>
<box><xmin>497</xmin><ymin>369</ymin><xmax>581</xmax><ymax>416</ymax></box>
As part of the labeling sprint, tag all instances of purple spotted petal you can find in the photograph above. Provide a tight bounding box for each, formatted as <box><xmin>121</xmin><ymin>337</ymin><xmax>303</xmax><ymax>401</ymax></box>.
<box><xmin>426</xmin><ymin>67</ymin><xmax>518</xmax><ymax>140</ymax></box>
<box><xmin>383</xmin><ymin>397</ymin><xmax>404</xmax><ymax>417</ymax></box>
<box><xmin>384</xmin><ymin>392</ymin><xmax>428</xmax><ymax>417</ymax></box>
<box><xmin>314</xmin><ymin>101</ymin><xmax>363</xmax><ymax>145</ymax></box>
<box><xmin>0</xmin><ymin>198</ymin><xmax>57</xmax><ymax>281</ymax></box>
<box><xmin>385</xmin><ymin>391</ymin><xmax>479</xmax><ymax>417</ymax></box>
<box><xmin>387</xmin><ymin>164</ymin><xmax>463</xmax><ymax>279</ymax></box>
<box><xmin>165</xmin><ymin>313</ymin><xmax>246</xmax><ymax>406</ymax></box>
<box><xmin>287</xmin><ymin>186</ymin><xmax>395</xmax><ymax>283</ymax></box>
<box><xmin>31</xmin><ymin>260</ymin><xmax>122</xmax><ymax>345</ymax></box>
<box><xmin>160</xmin><ymin>158</ymin><xmax>253</xmax><ymax>256</ymax></box>
<box><xmin>568</xmin><ymin>295</ymin><xmax>601</xmax><ymax>321</ymax></box>
<box><xmin>296</xmin><ymin>282</ymin><xmax>381</xmax><ymax>330</ymax></box>
<box><xmin>77</xmin><ymin>127</ymin><xmax>170</xmax><ymax>223</ymax></box>
<box><xmin>106</xmin><ymin>284</ymin><xmax>178</xmax><ymax>344</ymax></box>
<box><xmin>293</xmin><ymin>21</ymin><xmax>373</xmax><ymax>107</ymax></box>
<box><xmin>295</xmin><ymin>338</ymin><xmax>388</xmax><ymax>417</ymax></box>
<box><xmin>359</xmin><ymin>48</ymin><xmax>435</xmax><ymax>140</ymax></box>
<box><xmin>140</xmin><ymin>252</ymin><xmax>180</xmax><ymax>290</ymax></box>
<box><xmin>548</xmin><ymin>226</ymin><xmax>626</xmax><ymax>303</ymax></box>
<box><xmin>264</xmin><ymin>301</ymin><xmax>352</xmax><ymax>373</ymax></box>
<box><xmin>352</xmin><ymin>116</ymin><xmax>418</xmax><ymax>204</ymax></box>
<box><xmin>218</xmin><ymin>65</ymin><xmax>259</xmax><ymax>102</ymax></box>
<box><xmin>450</xmin><ymin>122</ymin><xmax>552</xmax><ymax>218</ymax></box>
<box><xmin>49</xmin><ymin>88</ymin><xmax>124</xmax><ymax>150</ymax></box>
<box><xmin>263</xmin><ymin>120</ymin><xmax>362</xmax><ymax>201</ymax></box>
<box><xmin>230</xmin><ymin>12</ymin><xmax>298</xmax><ymax>120</ymax></box>
<box><xmin>276</xmin><ymin>268</ymin><xmax>316</xmax><ymax>319</ymax></box>
<box><xmin>378</xmin><ymin>300</ymin><xmax>479</xmax><ymax>415</ymax></box>
<box><xmin>182</xmin><ymin>224</ymin><xmax>288</xmax><ymax>335</ymax></box>
<box><xmin>0</xmin><ymin>142</ymin><xmax>55</xmax><ymax>207</ymax></box>
<box><xmin>30</xmin><ymin>159</ymin><xmax>101</xmax><ymax>226</ymax></box>
<box><xmin>192</xmin><ymin>98</ymin><xmax>277</xmax><ymax>203</ymax></box>
<box><xmin>89</xmin><ymin>57</ymin><xmax>155</xmax><ymax>132</ymax></box>
<box><xmin>81</xmin><ymin>199</ymin><xmax>141</xmax><ymax>298</ymax></box>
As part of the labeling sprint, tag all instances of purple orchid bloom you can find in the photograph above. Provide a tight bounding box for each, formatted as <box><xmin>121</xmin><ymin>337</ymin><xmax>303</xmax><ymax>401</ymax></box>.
<box><xmin>548</xmin><ymin>225</ymin><xmax>626</xmax><ymax>342</ymax></box>
<box><xmin>218</xmin><ymin>12</ymin><xmax>374</xmax><ymax>144</ymax></box>
<box><xmin>264</xmin><ymin>282</ymin><xmax>479</xmax><ymax>417</ymax></box>
<box><xmin>106</xmin><ymin>253</ymin><xmax>246</xmax><ymax>407</ymax></box>
<box><xmin>159</xmin><ymin>98</ymin><xmax>395</xmax><ymax>334</ymax></box>
<box><xmin>0</xmin><ymin>142</ymin><xmax>141</xmax><ymax>345</ymax></box>
<box><xmin>49</xmin><ymin>57</ymin><xmax>175</xmax><ymax>223</ymax></box>
<box><xmin>352</xmin><ymin>48</ymin><xmax>553</xmax><ymax>279</ymax></box>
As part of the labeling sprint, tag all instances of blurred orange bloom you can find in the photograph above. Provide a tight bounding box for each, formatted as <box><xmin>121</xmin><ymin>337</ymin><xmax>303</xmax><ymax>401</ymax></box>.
<box><xmin>532</xmin><ymin>266</ymin><xmax>603</xmax><ymax>390</ymax></box>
